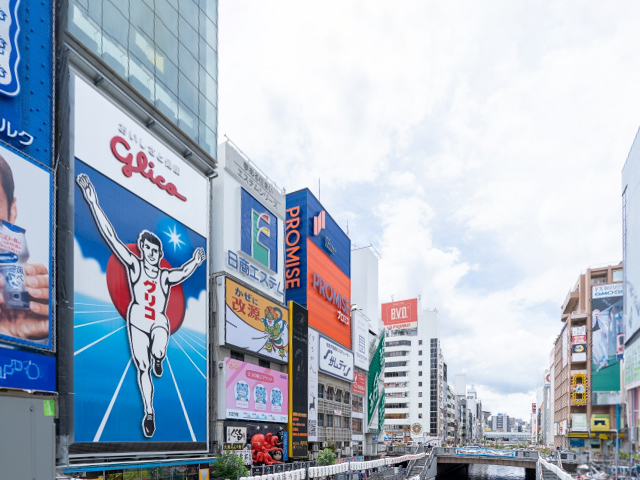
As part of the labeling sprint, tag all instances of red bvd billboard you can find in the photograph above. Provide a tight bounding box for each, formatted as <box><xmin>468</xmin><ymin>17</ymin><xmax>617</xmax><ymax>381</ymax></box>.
<box><xmin>381</xmin><ymin>299</ymin><xmax>418</xmax><ymax>331</ymax></box>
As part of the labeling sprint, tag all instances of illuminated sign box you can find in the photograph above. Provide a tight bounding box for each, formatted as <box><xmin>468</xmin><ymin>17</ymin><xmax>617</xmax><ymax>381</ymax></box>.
<box><xmin>285</xmin><ymin>189</ymin><xmax>351</xmax><ymax>349</ymax></box>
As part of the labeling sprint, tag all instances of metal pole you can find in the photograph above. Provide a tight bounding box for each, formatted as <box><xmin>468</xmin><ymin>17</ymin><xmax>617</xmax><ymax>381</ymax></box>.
<box><xmin>616</xmin><ymin>429</ymin><xmax>619</xmax><ymax>480</ymax></box>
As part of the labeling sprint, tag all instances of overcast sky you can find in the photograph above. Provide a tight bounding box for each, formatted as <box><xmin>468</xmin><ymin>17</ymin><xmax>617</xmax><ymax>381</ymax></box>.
<box><xmin>218</xmin><ymin>1</ymin><xmax>640</xmax><ymax>420</ymax></box>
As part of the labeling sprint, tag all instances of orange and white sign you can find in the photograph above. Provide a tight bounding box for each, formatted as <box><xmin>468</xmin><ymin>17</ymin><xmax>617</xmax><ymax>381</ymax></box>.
<box><xmin>382</xmin><ymin>299</ymin><xmax>418</xmax><ymax>330</ymax></box>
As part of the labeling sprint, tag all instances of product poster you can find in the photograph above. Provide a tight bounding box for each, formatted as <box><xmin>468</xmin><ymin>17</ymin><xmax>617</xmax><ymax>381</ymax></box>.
<box><xmin>226</xmin><ymin>358</ymin><xmax>289</xmax><ymax>423</ymax></box>
<box><xmin>592</xmin><ymin>284</ymin><xmax>623</xmax><ymax>394</ymax></box>
<box><xmin>225</xmin><ymin>277</ymin><xmax>288</xmax><ymax>362</ymax></box>
<box><xmin>0</xmin><ymin>145</ymin><xmax>53</xmax><ymax>350</ymax></box>
<box><xmin>73</xmin><ymin>76</ymin><xmax>209</xmax><ymax>446</ymax></box>
<box><xmin>307</xmin><ymin>328</ymin><xmax>319</xmax><ymax>442</ymax></box>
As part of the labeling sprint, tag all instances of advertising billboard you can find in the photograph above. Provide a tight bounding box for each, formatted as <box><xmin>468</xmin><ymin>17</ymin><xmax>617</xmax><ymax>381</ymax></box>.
<box><xmin>215</xmin><ymin>142</ymin><xmax>285</xmax><ymax>302</ymax></box>
<box><xmin>73</xmin><ymin>76</ymin><xmax>209</xmax><ymax>449</ymax></box>
<box><xmin>353</xmin><ymin>371</ymin><xmax>366</xmax><ymax>396</ymax></box>
<box><xmin>225</xmin><ymin>358</ymin><xmax>288</xmax><ymax>423</ymax></box>
<box><xmin>625</xmin><ymin>338</ymin><xmax>640</xmax><ymax>388</ymax></box>
<box><xmin>571</xmin><ymin>414</ymin><xmax>588</xmax><ymax>432</ymax></box>
<box><xmin>285</xmin><ymin>189</ymin><xmax>352</xmax><ymax>349</ymax></box>
<box><xmin>353</xmin><ymin>313</ymin><xmax>369</xmax><ymax>371</ymax></box>
<box><xmin>0</xmin><ymin>0</ymin><xmax>54</xmax><ymax>168</ymax></box>
<box><xmin>307</xmin><ymin>328</ymin><xmax>319</xmax><ymax>442</ymax></box>
<box><xmin>288</xmin><ymin>302</ymin><xmax>308</xmax><ymax>457</ymax></box>
<box><xmin>592</xmin><ymin>284</ymin><xmax>623</xmax><ymax>393</ymax></box>
<box><xmin>225</xmin><ymin>277</ymin><xmax>288</xmax><ymax>363</ymax></box>
<box><xmin>381</xmin><ymin>299</ymin><xmax>418</xmax><ymax>331</ymax></box>
<box><xmin>367</xmin><ymin>335</ymin><xmax>384</xmax><ymax>429</ymax></box>
<box><xmin>0</xmin><ymin>145</ymin><xmax>53</xmax><ymax>350</ymax></box>
<box><xmin>319</xmin><ymin>334</ymin><xmax>354</xmax><ymax>382</ymax></box>
<box><xmin>0</xmin><ymin>346</ymin><xmax>55</xmax><ymax>392</ymax></box>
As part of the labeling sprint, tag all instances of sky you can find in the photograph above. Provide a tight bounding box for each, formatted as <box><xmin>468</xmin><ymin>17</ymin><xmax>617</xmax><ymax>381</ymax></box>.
<box><xmin>218</xmin><ymin>1</ymin><xmax>640</xmax><ymax>421</ymax></box>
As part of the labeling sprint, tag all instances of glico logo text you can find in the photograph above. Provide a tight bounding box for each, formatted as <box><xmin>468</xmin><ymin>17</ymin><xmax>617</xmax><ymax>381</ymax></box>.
<box><xmin>311</xmin><ymin>272</ymin><xmax>350</xmax><ymax>319</ymax></box>
<box><xmin>240</xmin><ymin>189</ymin><xmax>277</xmax><ymax>272</ymax></box>
<box><xmin>285</xmin><ymin>205</ymin><xmax>302</xmax><ymax>288</ymax></box>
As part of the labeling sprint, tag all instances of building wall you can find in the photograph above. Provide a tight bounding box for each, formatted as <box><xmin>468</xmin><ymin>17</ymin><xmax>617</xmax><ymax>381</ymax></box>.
<box><xmin>67</xmin><ymin>0</ymin><xmax>218</xmax><ymax>156</ymax></box>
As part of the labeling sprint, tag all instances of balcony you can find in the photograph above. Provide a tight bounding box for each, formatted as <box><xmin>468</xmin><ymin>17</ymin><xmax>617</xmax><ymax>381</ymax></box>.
<box><xmin>562</xmin><ymin>289</ymin><xmax>579</xmax><ymax>315</ymax></box>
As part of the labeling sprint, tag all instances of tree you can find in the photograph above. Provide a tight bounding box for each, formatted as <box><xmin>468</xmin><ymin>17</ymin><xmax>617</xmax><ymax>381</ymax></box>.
<box><xmin>317</xmin><ymin>448</ymin><xmax>337</xmax><ymax>466</ymax></box>
<box><xmin>214</xmin><ymin>452</ymin><xmax>249</xmax><ymax>479</ymax></box>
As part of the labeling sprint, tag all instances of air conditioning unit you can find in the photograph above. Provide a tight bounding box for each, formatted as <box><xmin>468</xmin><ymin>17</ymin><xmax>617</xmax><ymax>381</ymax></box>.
<box><xmin>312</xmin><ymin>444</ymin><xmax>319</xmax><ymax>452</ymax></box>
<box><xmin>322</xmin><ymin>442</ymin><xmax>328</xmax><ymax>448</ymax></box>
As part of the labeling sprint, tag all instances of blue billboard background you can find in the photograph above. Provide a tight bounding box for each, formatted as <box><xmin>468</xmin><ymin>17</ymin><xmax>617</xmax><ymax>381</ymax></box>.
<box><xmin>0</xmin><ymin>0</ymin><xmax>54</xmax><ymax>167</ymax></box>
<box><xmin>0</xmin><ymin>346</ymin><xmax>55</xmax><ymax>392</ymax></box>
<box><xmin>73</xmin><ymin>160</ymin><xmax>207</xmax><ymax>443</ymax></box>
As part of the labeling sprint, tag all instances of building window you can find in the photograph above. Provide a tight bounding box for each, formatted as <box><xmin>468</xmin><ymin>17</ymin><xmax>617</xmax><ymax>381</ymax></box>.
<box><xmin>335</xmin><ymin>389</ymin><xmax>342</xmax><ymax>403</ymax></box>
<box><xmin>419</xmin><ymin>340</ymin><xmax>423</xmax><ymax>345</ymax></box>
<box><xmin>318</xmin><ymin>384</ymin><xmax>324</xmax><ymax>399</ymax></box>
<box><xmin>419</xmin><ymin>371</ymin><xmax>422</xmax><ymax>376</ymax></box>
<box><xmin>335</xmin><ymin>416</ymin><xmax>341</xmax><ymax>428</ymax></box>
<box><xmin>613</xmin><ymin>269</ymin><xmax>623</xmax><ymax>283</ymax></box>
<box><xmin>344</xmin><ymin>392</ymin><xmax>350</xmax><ymax>404</ymax></box>
<box><xmin>418</xmin><ymin>413</ymin><xmax>423</xmax><ymax>419</ymax></box>
<box><xmin>419</xmin><ymin>350</ymin><xmax>422</xmax><ymax>355</ymax></box>
<box><xmin>259</xmin><ymin>359</ymin><xmax>270</xmax><ymax>369</ymax></box>
<box><xmin>343</xmin><ymin>416</ymin><xmax>350</xmax><ymax>430</ymax></box>
<box><xmin>419</xmin><ymin>382</ymin><xmax>422</xmax><ymax>387</ymax></box>
<box><xmin>419</xmin><ymin>403</ymin><xmax>422</xmax><ymax>408</ymax></box>
<box><xmin>318</xmin><ymin>413</ymin><xmax>324</xmax><ymax>427</ymax></box>
<box><xmin>327</xmin><ymin>387</ymin><xmax>334</xmax><ymax>401</ymax></box>
<box><xmin>230</xmin><ymin>351</ymin><xmax>244</xmax><ymax>361</ymax></box>
<box><xmin>591</xmin><ymin>275</ymin><xmax>607</xmax><ymax>284</ymax></box>
<box><xmin>419</xmin><ymin>361</ymin><xmax>422</xmax><ymax>366</ymax></box>
<box><xmin>326</xmin><ymin>414</ymin><xmax>334</xmax><ymax>427</ymax></box>
<box><xmin>419</xmin><ymin>392</ymin><xmax>422</xmax><ymax>397</ymax></box>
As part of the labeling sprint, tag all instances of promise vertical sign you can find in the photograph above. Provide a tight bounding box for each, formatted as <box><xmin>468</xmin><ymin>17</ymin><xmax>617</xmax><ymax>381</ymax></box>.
<box><xmin>288</xmin><ymin>301</ymin><xmax>309</xmax><ymax>457</ymax></box>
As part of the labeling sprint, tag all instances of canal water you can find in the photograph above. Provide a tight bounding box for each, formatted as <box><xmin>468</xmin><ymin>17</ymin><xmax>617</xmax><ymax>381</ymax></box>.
<box><xmin>441</xmin><ymin>464</ymin><xmax>527</xmax><ymax>480</ymax></box>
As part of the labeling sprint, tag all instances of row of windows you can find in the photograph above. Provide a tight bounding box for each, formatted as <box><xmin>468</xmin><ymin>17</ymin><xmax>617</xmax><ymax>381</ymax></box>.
<box><xmin>385</xmin><ymin>351</ymin><xmax>408</xmax><ymax>357</ymax></box>
<box><xmin>230</xmin><ymin>351</ymin><xmax>270</xmax><ymax>369</ymax></box>
<box><xmin>385</xmin><ymin>340</ymin><xmax>412</xmax><ymax>347</ymax></box>
<box><xmin>318</xmin><ymin>384</ymin><xmax>351</xmax><ymax>404</ymax></box>
<box><xmin>317</xmin><ymin>413</ymin><xmax>350</xmax><ymax>429</ymax></box>
<box><xmin>385</xmin><ymin>361</ymin><xmax>408</xmax><ymax>368</ymax></box>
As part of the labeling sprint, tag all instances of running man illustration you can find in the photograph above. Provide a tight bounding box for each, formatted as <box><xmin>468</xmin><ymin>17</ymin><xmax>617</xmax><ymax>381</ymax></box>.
<box><xmin>76</xmin><ymin>174</ymin><xmax>205</xmax><ymax>437</ymax></box>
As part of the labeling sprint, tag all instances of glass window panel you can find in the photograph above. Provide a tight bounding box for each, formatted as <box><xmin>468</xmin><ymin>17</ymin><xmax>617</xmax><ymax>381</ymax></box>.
<box><xmin>179</xmin><ymin>14</ymin><xmax>199</xmax><ymax>51</ymax></box>
<box><xmin>178</xmin><ymin>102</ymin><xmax>198</xmax><ymax>138</ymax></box>
<box><xmin>75</xmin><ymin>0</ymin><xmax>89</xmax><ymax>10</ymax></box>
<box><xmin>200</xmin><ymin>15</ymin><xmax>217</xmax><ymax>51</ymax></box>
<box><xmin>156</xmin><ymin>0</ymin><xmax>179</xmax><ymax>32</ymax></box>
<box><xmin>155</xmin><ymin>82</ymin><xmax>179</xmax><ymax>122</ymax></box>
<box><xmin>179</xmin><ymin>0</ymin><xmax>199</xmax><ymax>25</ymax></box>
<box><xmin>69</xmin><ymin>2</ymin><xmax>102</xmax><ymax>54</ymax></box>
<box><xmin>179</xmin><ymin>74</ymin><xmax>198</xmax><ymax>113</ymax></box>
<box><xmin>129</xmin><ymin>54</ymin><xmax>155</xmax><ymax>101</ymax></box>
<box><xmin>103</xmin><ymin>1</ymin><xmax>129</xmax><ymax>44</ymax></box>
<box><xmin>155</xmin><ymin>19</ymin><xmax>179</xmax><ymax>64</ymax></box>
<box><xmin>87</xmin><ymin>0</ymin><xmax>103</xmax><ymax>26</ymax></box>
<box><xmin>201</xmin><ymin>0</ymin><xmax>217</xmax><ymax>26</ymax></box>
<box><xmin>155</xmin><ymin>54</ymin><xmax>179</xmax><ymax>92</ymax></box>
<box><xmin>102</xmin><ymin>33</ymin><xmax>129</xmax><ymax>78</ymax></box>
<box><xmin>110</xmin><ymin>0</ymin><xmax>130</xmax><ymax>17</ymax></box>
<box><xmin>200</xmin><ymin>37</ymin><xmax>217</xmax><ymax>79</ymax></box>
<box><xmin>179</xmin><ymin>43</ymin><xmax>199</xmax><ymax>80</ymax></box>
<box><xmin>199</xmin><ymin>67</ymin><xmax>217</xmax><ymax>107</ymax></box>
<box><xmin>198</xmin><ymin>125</ymin><xmax>216</xmax><ymax>156</ymax></box>
<box><xmin>129</xmin><ymin>28</ymin><xmax>156</xmax><ymax>73</ymax></box>
<box><xmin>131</xmin><ymin>1</ymin><xmax>154</xmax><ymax>38</ymax></box>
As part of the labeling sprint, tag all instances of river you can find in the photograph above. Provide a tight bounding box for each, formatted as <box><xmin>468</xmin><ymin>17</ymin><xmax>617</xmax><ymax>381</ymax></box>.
<box><xmin>440</xmin><ymin>464</ymin><xmax>528</xmax><ymax>480</ymax></box>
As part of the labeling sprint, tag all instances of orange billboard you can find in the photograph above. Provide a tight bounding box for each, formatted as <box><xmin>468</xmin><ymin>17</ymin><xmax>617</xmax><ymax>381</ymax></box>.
<box><xmin>306</xmin><ymin>240</ymin><xmax>351</xmax><ymax>348</ymax></box>
<box><xmin>381</xmin><ymin>298</ymin><xmax>418</xmax><ymax>330</ymax></box>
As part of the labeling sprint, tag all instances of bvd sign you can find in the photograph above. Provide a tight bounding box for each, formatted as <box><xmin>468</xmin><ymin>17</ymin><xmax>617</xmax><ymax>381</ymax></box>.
<box><xmin>381</xmin><ymin>299</ymin><xmax>418</xmax><ymax>331</ymax></box>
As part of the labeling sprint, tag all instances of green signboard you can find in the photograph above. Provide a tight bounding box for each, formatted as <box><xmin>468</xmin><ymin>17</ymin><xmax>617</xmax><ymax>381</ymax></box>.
<box><xmin>367</xmin><ymin>335</ymin><xmax>385</xmax><ymax>429</ymax></box>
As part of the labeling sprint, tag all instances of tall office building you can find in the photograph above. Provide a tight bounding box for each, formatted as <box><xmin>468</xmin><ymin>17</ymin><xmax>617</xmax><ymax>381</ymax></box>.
<box><xmin>382</xmin><ymin>302</ymin><xmax>444</xmax><ymax>442</ymax></box>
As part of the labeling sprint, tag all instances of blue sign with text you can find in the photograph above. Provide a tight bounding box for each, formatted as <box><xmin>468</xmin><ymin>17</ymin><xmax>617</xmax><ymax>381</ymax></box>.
<box><xmin>0</xmin><ymin>346</ymin><xmax>56</xmax><ymax>392</ymax></box>
<box><xmin>0</xmin><ymin>0</ymin><xmax>54</xmax><ymax>167</ymax></box>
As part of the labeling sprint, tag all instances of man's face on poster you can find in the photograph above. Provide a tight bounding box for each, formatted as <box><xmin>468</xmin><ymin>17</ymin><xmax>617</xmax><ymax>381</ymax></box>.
<box><xmin>0</xmin><ymin>171</ymin><xmax>17</xmax><ymax>224</ymax></box>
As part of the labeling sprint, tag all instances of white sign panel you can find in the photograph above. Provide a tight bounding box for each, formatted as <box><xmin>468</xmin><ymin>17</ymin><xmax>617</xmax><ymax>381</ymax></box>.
<box><xmin>572</xmin><ymin>326</ymin><xmax>586</xmax><ymax>336</ymax></box>
<box><xmin>319</xmin><ymin>335</ymin><xmax>354</xmax><ymax>382</ymax></box>
<box><xmin>353</xmin><ymin>314</ymin><xmax>369</xmax><ymax>371</ymax></box>
<box><xmin>308</xmin><ymin>328</ymin><xmax>319</xmax><ymax>442</ymax></box>
<box><xmin>592</xmin><ymin>283</ymin><xmax>623</xmax><ymax>298</ymax></box>
<box><xmin>226</xmin><ymin>426</ymin><xmax>247</xmax><ymax>443</ymax></box>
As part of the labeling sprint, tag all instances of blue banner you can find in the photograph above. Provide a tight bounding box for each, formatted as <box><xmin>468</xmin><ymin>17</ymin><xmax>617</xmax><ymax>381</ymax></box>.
<box><xmin>0</xmin><ymin>346</ymin><xmax>55</xmax><ymax>392</ymax></box>
<box><xmin>0</xmin><ymin>0</ymin><xmax>54</xmax><ymax>167</ymax></box>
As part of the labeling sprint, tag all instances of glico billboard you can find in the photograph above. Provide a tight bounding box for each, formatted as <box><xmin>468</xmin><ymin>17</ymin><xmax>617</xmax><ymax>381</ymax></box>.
<box><xmin>285</xmin><ymin>189</ymin><xmax>351</xmax><ymax>348</ymax></box>
<box><xmin>72</xmin><ymin>76</ymin><xmax>209</xmax><ymax>453</ymax></box>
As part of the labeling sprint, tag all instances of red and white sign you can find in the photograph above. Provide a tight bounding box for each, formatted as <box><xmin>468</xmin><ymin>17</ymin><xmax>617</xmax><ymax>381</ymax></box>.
<box><xmin>381</xmin><ymin>299</ymin><xmax>418</xmax><ymax>330</ymax></box>
<box><xmin>353</xmin><ymin>372</ymin><xmax>366</xmax><ymax>396</ymax></box>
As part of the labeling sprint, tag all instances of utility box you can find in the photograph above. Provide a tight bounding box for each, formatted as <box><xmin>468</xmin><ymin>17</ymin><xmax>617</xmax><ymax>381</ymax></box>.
<box><xmin>0</xmin><ymin>395</ymin><xmax>55</xmax><ymax>480</ymax></box>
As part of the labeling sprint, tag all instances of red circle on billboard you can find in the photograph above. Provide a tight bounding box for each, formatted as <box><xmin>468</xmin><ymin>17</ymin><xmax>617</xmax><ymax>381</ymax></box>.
<box><xmin>105</xmin><ymin>243</ymin><xmax>186</xmax><ymax>334</ymax></box>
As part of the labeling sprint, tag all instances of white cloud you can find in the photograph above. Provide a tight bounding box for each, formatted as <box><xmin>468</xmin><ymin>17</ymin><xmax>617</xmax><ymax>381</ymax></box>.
<box><xmin>183</xmin><ymin>290</ymin><xmax>208</xmax><ymax>335</ymax></box>
<box><xmin>74</xmin><ymin>239</ymin><xmax>112</xmax><ymax>303</ymax></box>
<box><xmin>220</xmin><ymin>0</ymin><xmax>640</xmax><ymax>417</ymax></box>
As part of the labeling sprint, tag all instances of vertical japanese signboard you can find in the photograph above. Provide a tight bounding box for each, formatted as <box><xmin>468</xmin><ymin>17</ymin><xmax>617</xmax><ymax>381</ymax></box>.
<box><xmin>367</xmin><ymin>335</ymin><xmax>384</xmax><ymax>429</ymax></box>
<box><xmin>73</xmin><ymin>76</ymin><xmax>209</xmax><ymax>451</ymax></box>
<box><xmin>307</xmin><ymin>328</ymin><xmax>319</xmax><ymax>442</ymax></box>
<box><xmin>288</xmin><ymin>302</ymin><xmax>308</xmax><ymax>457</ymax></box>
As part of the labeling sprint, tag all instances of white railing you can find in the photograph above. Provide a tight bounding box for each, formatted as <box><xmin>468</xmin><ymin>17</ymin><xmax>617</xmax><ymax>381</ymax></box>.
<box><xmin>538</xmin><ymin>457</ymin><xmax>573</xmax><ymax>480</ymax></box>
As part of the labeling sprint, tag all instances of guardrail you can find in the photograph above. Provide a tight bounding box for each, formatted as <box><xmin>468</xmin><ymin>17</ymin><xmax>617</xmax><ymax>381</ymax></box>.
<box><xmin>433</xmin><ymin>447</ymin><xmax>538</xmax><ymax>460</ymax></box>
<box><xmin>538</xmin><ymin>457</ymin><xmax>573</xmax><ymax>480</ymax></box>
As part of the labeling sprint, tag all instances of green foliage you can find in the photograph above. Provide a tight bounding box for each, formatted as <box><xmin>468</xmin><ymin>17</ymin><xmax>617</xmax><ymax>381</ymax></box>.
<box><xmin>214</xmin><ymin>452</ymin><xmax>249</xmax><ymax>479</ymax></box>
<box><xmin>317</xmin><ymin>448</ymin><xmax>337</xmax><ymax>466</ymax></box>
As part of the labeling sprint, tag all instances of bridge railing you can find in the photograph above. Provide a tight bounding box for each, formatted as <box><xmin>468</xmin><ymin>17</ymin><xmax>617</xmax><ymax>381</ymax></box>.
<box><xmin>538</xmin><ymin>456</ymin><xmax>573</xmax><ymax>480</ymax></box>
<box><xmin>434</xmin><ymin>447</ymin><xmax>539</xmax><ymax>460</ymax></box>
